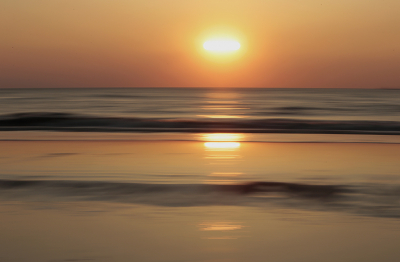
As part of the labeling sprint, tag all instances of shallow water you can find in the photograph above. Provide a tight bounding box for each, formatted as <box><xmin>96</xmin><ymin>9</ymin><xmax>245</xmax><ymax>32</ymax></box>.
<box><xmin>1</xmin><ymin>138</ymin><xmax>400</xmax><ymax>219</ymax></box>
<box><xmin>1</xmin><ymin>88</ymin><xmax>400</xmax><ymax>261</ymax></box>
<box><xmin>1</xmin><ymin>136</ymin><xmax>400</xmax><ymax>261</ymax></box>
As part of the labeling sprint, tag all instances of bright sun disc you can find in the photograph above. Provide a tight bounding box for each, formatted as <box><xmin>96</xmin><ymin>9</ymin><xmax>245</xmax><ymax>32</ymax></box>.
<box><xmin>203</xmin><ymin>40</ymin><xmax>241</xmax><ymax>52</ymax></box>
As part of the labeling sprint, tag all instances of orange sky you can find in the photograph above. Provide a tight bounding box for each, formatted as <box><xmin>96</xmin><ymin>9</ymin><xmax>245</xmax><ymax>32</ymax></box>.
<box><xmin>1</xmin><ymin>0</ymin><xmax>400</xmax><ymax>88</ymax></box>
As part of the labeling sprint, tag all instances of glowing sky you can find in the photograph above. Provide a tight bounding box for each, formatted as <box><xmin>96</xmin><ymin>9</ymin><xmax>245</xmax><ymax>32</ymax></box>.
<box><xmin>1</xmin><ymin>0</ymin><xmax>400</xmax><ymax>88</ymax></box>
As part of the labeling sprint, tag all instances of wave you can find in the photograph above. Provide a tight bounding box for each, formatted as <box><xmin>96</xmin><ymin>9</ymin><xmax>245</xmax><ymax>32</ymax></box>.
<box><xmin>1</xmin><ymin>112</ymin><xmax>400</xmax><ymax>135</ymax></box>
<box><xmin>1</xmin><ymin>179</ymin><xmax>400</xmax><ymax>218</ymax></box>
<box><xmin>264</xmin><ymin>104</ymin><xmax>400</xmax><ymax>116</ymax></box>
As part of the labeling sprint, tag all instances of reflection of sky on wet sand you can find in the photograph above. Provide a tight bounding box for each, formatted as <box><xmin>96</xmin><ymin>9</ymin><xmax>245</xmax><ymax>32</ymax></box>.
<box><xmin>202</xmin><ymin>133</ymin><xmax>246</xmax><ymax>185</ymax></box>
<box><xmin>200</xmin><ymin>133</ymin><xmax>248</xmax><ymax>241</ymax></box>
<box><xmin>203</xmin><ymin>134</ymin><xmax>243</xmax><ymax>151</ymax></box>
<box><xmin>2</xmin><ymin>138</ymin><xmax>400</xmax><ymax>261</ymax></box>
<box><xmin>204</xmin><ymin>142</ymin><xmax>241</xmax><ymax>150</ymax></box>
<box><xmin>199</xmin><ymin>223</ymin><xmax>243</xmax><ymax>231</ymax></box>
<box><xmin>198</xmin><ymin>115</ymin><xmax>244</xmax><ymax>119</ymax></box>
<box><xmin>2</xmin><ymin>202</ymin><xmax>400</xmax><ymax>262</ymax></box>
<box><xmin>202</xmin><ymin>133</ymin><xmax>244</xmax><ymax>142</ymax></box>
<box><xmin>209</xmin><ymin>172</ymin><xmax>243</xmax><ymax>177</ymax></box>
<box><xmin>2</xmin><ymin>140</ymin><xmax>400</xmax><ymax>185</ymax></box>
<box><xmin>199</xmin><ymin>222</ymin><xmax>246</xmax><ymax>240</ymax></box>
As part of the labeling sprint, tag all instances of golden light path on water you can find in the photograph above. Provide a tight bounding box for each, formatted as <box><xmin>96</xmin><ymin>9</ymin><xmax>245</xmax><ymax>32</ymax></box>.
<box><xmin>200</xmin><ymin>133</ymin><xmax>246</xmax><ymax>240</ymax></box>
<box><xmin>198</xmin><ymin>90</ymin><xmax>247</xmax><ymax>119</ymax></box>
<box><xmin>202</xmin><ymin>133</ymin><xmax>244</xmax><ymax>142</ymax></box>
<box><xmin>197</xmin><ymin>93</ymin><xmax>248</xmax><ymax>240</ymax></box>
<box><xmin>204</xmin><ymin>142</ymin><xmax>241</xmax><ymax>149</ymax></box>
<box><xmin>203</xmin><ymin>134</ymin><xmax>243</xmax><ymax>150</ymax></box>
<box><xmin>197</xmin><ymin>115</ymin><xmax>244</xmax><ymax>119</ymax></box>
<box><xmin>202</xmin><ymin>133</ymin><xmax>245</xmax><ymax>185</ymax></box>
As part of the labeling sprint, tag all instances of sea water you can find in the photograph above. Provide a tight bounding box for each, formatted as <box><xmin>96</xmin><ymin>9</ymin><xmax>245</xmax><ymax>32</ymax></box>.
<box><xmin>1</xmin><ymin>87</ymin><xmax>400</xmax><ymax>121</ymax></box>
<box><xmin>1</xmin><ymin>88</ymin><xmax>400</xmax><ymax>262</ymax></box>
<box><xmin>1</xmin><ymin>88</ymin><xmax>400</xmax><ymax>135</ymax></box>
<box><xmin>0</xmin><ymin>87</ymin><xmax>400</xmax><ymax>216</ymax></box>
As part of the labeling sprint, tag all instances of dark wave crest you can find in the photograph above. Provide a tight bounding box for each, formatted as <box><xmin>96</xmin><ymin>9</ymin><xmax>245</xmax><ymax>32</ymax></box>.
<box><xmin>1</xmin><ymin>179</ymin><xmax>400</xmax><ymax>218</ymax></box>
<box><xmin>1</xmin><ymin>112</ymin><xmax>400</xmax><ymax>135</ymax></box>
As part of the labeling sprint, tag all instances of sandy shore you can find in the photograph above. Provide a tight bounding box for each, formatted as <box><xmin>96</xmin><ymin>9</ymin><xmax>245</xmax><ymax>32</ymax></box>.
<box><xmin>1</xmin><ymin>201</ymin><xmax>400</xmax><ymax>262</ymax></box>
<box><xmin>1</xmin><ymin>135</ymin><xmax>400</xmax><ymax>261</ymax></box>
<box><xmin>1</xmin><ymin>137</ymin><xmax>400</xmax><ymax>183</ymax></box>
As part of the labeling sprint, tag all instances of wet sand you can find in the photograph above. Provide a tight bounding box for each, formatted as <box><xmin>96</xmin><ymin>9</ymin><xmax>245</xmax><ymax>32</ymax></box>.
<box><xmin>1</xmin><ymin>136</ymin><xmax>400</xmax><ymax>261</ymax></box>
<box><xmin>1</xmin><ymin>139</ymin><xmax>400</xmax><ymax>184</ymax></box>
<box><xmin>1</xmin><ymin>201</ymin><xmax>400</xmax><ymax>262</ymax></box>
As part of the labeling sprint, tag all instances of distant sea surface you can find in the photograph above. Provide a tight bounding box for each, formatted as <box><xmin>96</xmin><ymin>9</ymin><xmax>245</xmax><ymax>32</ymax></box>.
<box><xmin>1</xmin><ymin>88</ymin><xmax>400</xmax><ymax>134</ymax></box>
<box><xmin>1</xmin><ymin>88</ymin><xmax>400</xmax><ymax>219</ymax></box>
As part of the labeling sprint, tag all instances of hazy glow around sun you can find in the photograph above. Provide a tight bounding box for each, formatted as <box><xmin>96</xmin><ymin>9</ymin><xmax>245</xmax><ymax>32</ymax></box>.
<box><xmin>203</xmin><ymin>39</ymin><xmax>241</xmax><ymax>52</ymax></box>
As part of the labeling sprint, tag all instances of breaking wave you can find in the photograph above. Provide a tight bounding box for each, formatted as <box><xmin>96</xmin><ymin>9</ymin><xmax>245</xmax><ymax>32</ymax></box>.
<box><xmin>2</xmin><ymin>179</ymin><xmax>400</xmax><ymax>218</ymax></box>
<box><xmin>1</xmin><ymin>112</ymin><xmax>400</xmax><ymax>135</ymax></box>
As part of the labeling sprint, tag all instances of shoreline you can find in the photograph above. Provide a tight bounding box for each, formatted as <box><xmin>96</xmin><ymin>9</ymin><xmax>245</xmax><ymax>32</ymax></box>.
<box><xmin>1</xmin><ymin>131</ymin><xmax>400</xmax><ymax>144</ymax></box>
<box><xmin>1</xmin><ymin>134</ymin><xmax>400</xmax><ymax>261</ymax></box>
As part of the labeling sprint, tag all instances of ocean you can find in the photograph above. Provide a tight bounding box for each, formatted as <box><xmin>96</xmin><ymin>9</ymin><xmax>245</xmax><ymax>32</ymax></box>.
<box><xmin>1</xmin><ymin>88</ymin><xmax>400</xmax><ymax>134</ymax></box>
<box><xmin>1</xmin><ymin>88</ymin><xmax>400</xmax><ymax>262</ymax></box>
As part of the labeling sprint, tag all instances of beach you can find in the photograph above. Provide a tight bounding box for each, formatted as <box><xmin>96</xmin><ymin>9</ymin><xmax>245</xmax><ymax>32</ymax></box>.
<box><xmin>2</xmin><ymin>198</ymin><xmax>400</xmax><ymax>262</ymax></box>
<box><xmin>1</xmin><ymin>132</ymin><xmax>400</xmax><ymax>262</ymax></box>
<box><xmin>1</xmin><ymin>88</ymin><xmax>400</xmax><ymax>261</ymax></box>
<box><xmin>2</xmin><ymin>0</ymin><xmax>400</xmax><ymax>259</ymax></box>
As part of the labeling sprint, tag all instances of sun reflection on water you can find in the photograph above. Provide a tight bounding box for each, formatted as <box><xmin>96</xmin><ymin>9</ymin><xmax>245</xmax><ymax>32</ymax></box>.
<box><xmin>199</xmin><ymin>222</ymin><xmax>246</xmax><ymax>240</ymax></box>
<box><xmin>204</xmin><ymin>142</ymin><xmax>241</xmax><ymax>150</ymax></box>
<box><xmin>198</xmin><ymin>90</ymin><xmax>247</xmax><ymax>119</ymax></box>
<box><xmin>203</xmin><ymin>133</ymin><xmax>243</xmax><ymax>151</ymax></box>
<box><xmin>209</xmin><ymin>172</ymin><xmax>243</xmax><ymax>177</ymax></box>
<box><xmin>197</xmin><ymin>115</ymin><xmax>244</xmax><ymax>119</ymax></box>
<box><xmin>199</xmin><ymin>133</ymin><xmax>248</xmax><ymax>240</ymax></box>
<box><xmin>202</xmin><ymin>133</ymin><xmax>244</xmax><ymax>142</ymax></box>
<box><xmin>202</xmin><ymin>133</ymin><xmax>245</xmax><ymax>185</ymax></box>
<box><xmin>199</xmin><ymin>223</ymin><xmax>243</xmax><ymax>231</ymax></box>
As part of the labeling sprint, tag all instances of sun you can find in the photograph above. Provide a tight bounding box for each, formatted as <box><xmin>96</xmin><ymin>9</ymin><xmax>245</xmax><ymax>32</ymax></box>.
<box><xmin>203</xmin><ymin>39</ymin><xmax>241</xmax><ymax>53</ymax></box>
